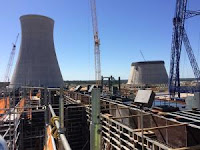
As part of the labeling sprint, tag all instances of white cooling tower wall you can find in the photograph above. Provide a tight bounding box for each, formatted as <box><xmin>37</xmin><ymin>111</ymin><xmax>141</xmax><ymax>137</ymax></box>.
<box><xmin>10</xmin><ymin>15</ymin><xmax>64</xmax><ymax>88</ymax></box>
<box><xmin>127</xmin><ymin>61</ymin><xmax>168</xmax><ymax>85</ymax></box>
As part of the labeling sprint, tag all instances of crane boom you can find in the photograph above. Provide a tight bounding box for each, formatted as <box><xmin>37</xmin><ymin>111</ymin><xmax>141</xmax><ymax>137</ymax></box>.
<box><xmin>90</xmin><ymin>0</ymin><xmax>101</xmax><ymax>85</ymax></box>
<box><xmin>4</xmin><ymin>33</ymin><xmax>19</xmax><ymax>82</ymax></box>
<box><xmin>183</xmin><ymin>28</ymin><xmax>200</xmax><ymax>81</ymax></box>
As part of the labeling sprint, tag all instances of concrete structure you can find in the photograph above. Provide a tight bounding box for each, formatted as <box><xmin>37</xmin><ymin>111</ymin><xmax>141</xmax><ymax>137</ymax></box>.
<box><xmin>186</xmin><ymin>92</ymin><xmax>200</xmax><ymax>110</ymax></box>
<box><xmin>127</xmin><ymin>61</ymin><xmax>168</xmax><ymax>86</ymax></box>
<box><xmin>10</xmin><ymin>15</ymin><xmax>64</xmax><ymax>88</ymax></box>
<box><xmin>134</xmin><ymin>90</ymin><xmax>155</xmax><ymax>107</ymax></box>
<box><xmin>67</xmin><ymin>91</ymin><xmax>200</xmax><ymax>150</ymax></box>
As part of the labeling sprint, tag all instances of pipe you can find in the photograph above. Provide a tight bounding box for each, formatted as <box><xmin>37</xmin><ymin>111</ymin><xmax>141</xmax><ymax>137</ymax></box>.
<box><xmin>59</xmin><ymin>87</ymin><xmax>64</xmax><ymax>130</ymax></box>
<box><xmin>44</xmin><ymin>87</ymin><xmax>48</xmax><ymax>150</ymax></box>
<box><xmin>59</xmin><ymin>87</ymin><xmax>64</xmax><ymax>150</ymax></box>
<box><xmin>49</xmin><ymin>104</ymin><xmax>71</xmax><ymax>150</ymax></box>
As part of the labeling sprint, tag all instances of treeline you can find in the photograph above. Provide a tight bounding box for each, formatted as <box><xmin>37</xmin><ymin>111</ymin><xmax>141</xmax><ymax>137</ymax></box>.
<box><xmin>64</xmin><ymin>80</ymin><xmax>128</xmax><ymax>85</ymax></box>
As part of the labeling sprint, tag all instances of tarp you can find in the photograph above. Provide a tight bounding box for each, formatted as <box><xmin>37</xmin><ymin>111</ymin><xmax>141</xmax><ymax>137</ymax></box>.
<box><xmin>0</xmin><ymin>98</ymin><xmax>9</xmax><ymax>114</ymax></box>
<box><xmin>44</xmin><ymin>126</ymin><xmax>57</xmax><ymax>150</ymax></box>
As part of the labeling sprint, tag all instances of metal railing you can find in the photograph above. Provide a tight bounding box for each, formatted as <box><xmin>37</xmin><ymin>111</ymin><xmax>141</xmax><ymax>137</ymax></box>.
<box><xmin>48</xmin><ymin>104</ymin><xmax>71</xmax><ymax>150</ymax></box>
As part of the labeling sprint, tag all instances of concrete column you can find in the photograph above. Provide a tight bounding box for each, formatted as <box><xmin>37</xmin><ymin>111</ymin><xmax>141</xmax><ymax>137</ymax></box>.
<box><xmin>90</xmin><ymin>88</ymin><xmax>101</xmax><ymax>150</ymax></box>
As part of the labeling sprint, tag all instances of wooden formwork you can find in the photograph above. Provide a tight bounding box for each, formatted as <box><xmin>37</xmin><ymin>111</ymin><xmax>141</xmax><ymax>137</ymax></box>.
<box><xmin>99</xmin><ymin>100</ymin><xmax>189</xmax><ymax>149</ymax></box>
<box><xmin>18</xmin><ymin>109</ymin><xmax>45</xmax><ymax>150</ymax></box>
<box><xmin>101</xmin><ymin>114</ymin><xmax>170</xmax><ymax>150</ymax></box>
<box><xmin>51</xmin><ymin>103</ymin><xmax>89</xmax><ymax>150</ymax></box>
<box><xmin>67</xmin><ymin>91</ymin><xmax>200</xmax><ymax>150</ymax></box>
<box><xmin>65</xmin><ymin>105</ymin><xmax>89</xmax><ymax>150</ymax></box>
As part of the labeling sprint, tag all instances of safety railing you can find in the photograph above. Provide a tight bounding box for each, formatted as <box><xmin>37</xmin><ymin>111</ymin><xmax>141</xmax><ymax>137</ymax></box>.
<box><xmin>48</xmin><ymin>104</ymin><xmax>71</xmax><ymax>150</ymax></box>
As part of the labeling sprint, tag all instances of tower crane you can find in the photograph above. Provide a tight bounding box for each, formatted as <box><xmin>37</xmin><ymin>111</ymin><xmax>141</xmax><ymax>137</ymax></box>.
<box><xmin>90</xmin><ymin>0</ymin><xmax>101</xmax><ymax>85</ymax></box>
<box><xmin>169</xmin><ymin>0</ymin><xmax>200</xmax><ymax>98</ymax></box>
<box><xmin>4</xmin><ymin>33</ymin><xmax>19</xmax><ymax>82</ymax></box>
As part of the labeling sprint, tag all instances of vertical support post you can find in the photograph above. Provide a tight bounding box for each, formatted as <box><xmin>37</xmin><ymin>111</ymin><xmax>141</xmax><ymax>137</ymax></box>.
<box><xmin>108</xmin><ymin>77</ymin><xmax>111</xmax><ymax>92</ymax></box>
<box><xmin>49</xmin><ymin>90</ymin><xmax>51</xmax><ymax>105</ymax></box>
<box><xmin>44</xmin><ymin>87</ymin><xmax>48</xmax><ymax>126</ymax></box>
<box><xmin>118</xmin><ymin>77</ymin><xmax>121</xmax><ymax>95</ymax></box>
<box><xmin>101</xmin><ymin>76</ymin><xmax>104</xmax><ymax>92</ymax></box>
<box><xmin>8</xmin><ymin>89</ymin><xmax>11</xmax><ymax>148</ymax></box>
<box><xmin>59</xmin><ymin>87</ymin><xmax>64</xmax><ymax>150</ymax></box>
<box><xmin>140</xmin><ymin>105</ymin><xmax>144</xmax><ymax>150</ymax></box>
<box><xmin>101</xmin><ymin>76</ymin><xmax>104</xmax><ymax>87</ymax></box>
<box><xmin>48</xmin><ymin>90</ymin><xmax>51</xmax><ymax>122</ymax></box>
<box><xmin>59</xmin><ymin>87</ymin><xmax>64</xmax><ymax>130</ymax></box>
<box><xmin>44</xmin><ymin>87</ymin><xmax>48</xmax><ymax>150</ymax></box>
<box><xmin>90</xmin><ymin>88</ymin><xmax>101</xmax><ymax>150</ymax></box>
<box><xmin>110</xmin><ymin>76</ymin><xmax>113</xmax><ymax>95</ymax></box>
<box><xmin>21</xmin><ymin>88</ymin><xmax>26</xmax><ymax>150</ymax></box>
<box><xmin>13</xmin><ymin>88</ymin><xmax>16</xmax><ymax>150</ymax></box>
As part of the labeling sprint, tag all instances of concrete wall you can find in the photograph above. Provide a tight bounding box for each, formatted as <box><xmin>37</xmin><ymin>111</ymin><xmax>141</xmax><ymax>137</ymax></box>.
<box><xmin>127</xmin><ymin>61</ymin><xmax>168</xmax><ymax>85</ymax></box>
<box><xmin>10</xmin><ymin>15</ymin><xmax>64</xmax><ymax>88</ymax></box>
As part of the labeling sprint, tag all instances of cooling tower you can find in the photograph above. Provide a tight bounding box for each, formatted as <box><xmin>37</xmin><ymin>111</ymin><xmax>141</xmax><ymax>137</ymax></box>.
<box><xmin>127</xmin><ymin>61</ymin><xmax>168</xmax><ymax>85</ymax></box>
<box><xmin>10</xmin><ymin>15</ymin><xmax>64</xmax><ymax>88</ymax></box>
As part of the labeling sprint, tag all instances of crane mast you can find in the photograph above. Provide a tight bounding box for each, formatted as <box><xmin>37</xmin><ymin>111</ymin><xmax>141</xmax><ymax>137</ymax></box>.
<box><xmin>169</xmin><ymin>0</ymin><xmax>200</xmax><ymax>97</ymax></box>
<box><xmin>90</xmin><ymin>0</ymin><xmax>101</xmax><ymax>85</ymax></box>
<box><xmin>4</xmin><ymin>33</ymin><xmax>19</xmax><ymax>82</ymax></box>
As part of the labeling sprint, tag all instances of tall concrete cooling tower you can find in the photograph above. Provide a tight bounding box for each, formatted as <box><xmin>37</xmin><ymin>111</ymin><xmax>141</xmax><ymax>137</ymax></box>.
<box><xmin>10</xmin><ymin>15</ymin><xmax>64</xmax><ymax>88</ymax></box>
<box><xmin>127</xmin><ymin>61</ymin><xmax>168</xmax><ymax>86</ymax></box>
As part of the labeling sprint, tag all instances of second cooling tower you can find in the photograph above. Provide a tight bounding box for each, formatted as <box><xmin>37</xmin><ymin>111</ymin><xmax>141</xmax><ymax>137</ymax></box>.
<box><xmin>127</xmin><ymin>61</ymin><xmax>168</xmax><ymax>86</ymax></box>
<box><xmin>10</xmin><ymin>15</ymin><xmax>64</xmax><ymax>88</ymax></box>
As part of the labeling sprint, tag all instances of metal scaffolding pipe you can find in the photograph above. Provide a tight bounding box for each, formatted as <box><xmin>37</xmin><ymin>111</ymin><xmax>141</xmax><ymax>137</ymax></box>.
<box><xmin>48</xmin><ymin>104</ymin><xmax>71</xmax><ymax>150</ymax></box>
<box><xmin>59</xmin><ymin>87</ymin><xmax>64</xmax><ymax>130</ymax></box>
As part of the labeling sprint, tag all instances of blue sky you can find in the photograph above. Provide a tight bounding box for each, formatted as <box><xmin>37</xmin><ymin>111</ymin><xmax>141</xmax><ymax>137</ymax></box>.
<box><xmin>0</xmin><ymin>0</ymin><xmax>200</xmax><ymax>81</ymax></box>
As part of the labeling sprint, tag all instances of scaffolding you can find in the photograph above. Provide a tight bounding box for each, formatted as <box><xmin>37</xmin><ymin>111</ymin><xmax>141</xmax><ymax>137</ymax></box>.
<box><xmin>1</xmin><ymin>87</ymin><xmax>200</xmax><ymax>150</ymax></box>
<box><xmin>0</xmin><ymin>87</ymin><xmax>46</xmax><ymax>150</ymax></box>
<box><xmin>0</xmin><ymin>87</ymin><xmax>73</xmax><ymax>150</ymax></box>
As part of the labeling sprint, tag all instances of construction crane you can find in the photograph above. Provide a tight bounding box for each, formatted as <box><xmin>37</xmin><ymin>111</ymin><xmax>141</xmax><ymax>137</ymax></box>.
<box><xmin>4</xmin><ymin>33</ymin><xmax>19</xmax><ymax>82</ymax></box>
<box><xmin>90</xmin><ymin>0</ymin><xmax>101</xmax><ymax>85</ymax></box>
<box><xmin>169</xmin><ymin>0</ymin><xmax>200</xmax><ymax>98</ymax></box>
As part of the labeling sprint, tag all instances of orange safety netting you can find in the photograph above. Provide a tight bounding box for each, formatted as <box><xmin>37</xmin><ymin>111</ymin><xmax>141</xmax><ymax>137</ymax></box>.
<box><xmin>0</xmin><ymin>98</ymin><xmax>9</xmax><ymax>114</ymax></box>
<box><xmin>17</xmin><ymin>98</ymin><xmax>25</xmax><ymax>113</ymax></box>
<box><xmin>44</xmin><ymin>126</ymin><xmax>55</xmax><ymax>150</ymax></box>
